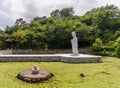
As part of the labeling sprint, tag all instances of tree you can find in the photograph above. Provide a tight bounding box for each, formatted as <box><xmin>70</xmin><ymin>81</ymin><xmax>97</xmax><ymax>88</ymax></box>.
<box><xmin>5</xmin><ymin>18</ymin><xmax>27</xmax><ymax>34</ymax></box>
<box><xmin>83</xmin><ymin>5</ymin><xmax>120</xmax><ymax>30</ymax></box>
<box><xmin>33</xmin><ymin>16</ymin><xmax>41</xmax><ymax>21</ymax></box>
<box><xmin>12</xmin><ymin>30</ymin><xmax>29</xmax><ymax>48</ymax></box>
<box><xmin>50</xmin><ymin>7</ymin><xmax>75</xmax><ymax>18</ymax></box>
<box><xmin>15</xmin><ymin>18</ymin><xmax>26</xmax><ymax>26</ymax></box>
<box><xmin>50</xmin><ymin>10</ymin><xmax>60</xmax><ymax>17</ymax></box>
<box><xmin>1</xmin><ymin>6</ymin><xmax>120</xmax><ymax>50</ymax></box>
<box><xmin>60</xmin><ymin>7</ymin><xmax>74</xmax><ymax>17</ymax></box>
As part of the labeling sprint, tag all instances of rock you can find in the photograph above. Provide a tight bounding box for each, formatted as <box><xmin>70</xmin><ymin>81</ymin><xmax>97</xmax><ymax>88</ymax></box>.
<box><xmin>32</xmin><ymin>65</ymin><xmax>39</xmax><ymax>74</ymax></box>
<box><xmin>80</xmin><ymin>73</ymin><xmax>85</xmax><ymax>77</ymax></box>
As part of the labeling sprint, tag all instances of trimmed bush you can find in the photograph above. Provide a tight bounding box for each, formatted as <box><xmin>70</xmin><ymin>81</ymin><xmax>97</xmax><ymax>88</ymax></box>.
<box><xmin>92</xmin><ymin>49</ymin><xmax>110</xmax><ymax>56</ymax></box>
<box><xmin>92</xmin><ymin>38</ymin><xmax>114</xmax><ymax>56</ymax></box>
<box><xmin>92</xmin><ymin>38</ymin><xmax>103</xmax><ymax>52</ymax></box>
<box><xmin>114</xmin><ymin>37</ymin><xmax>120</xmax><ymax>57</ymax></box>
<box><xmin>115</xmin><ymin>46</ymin><xmax>120</xmax><ymax>57</ymax></box>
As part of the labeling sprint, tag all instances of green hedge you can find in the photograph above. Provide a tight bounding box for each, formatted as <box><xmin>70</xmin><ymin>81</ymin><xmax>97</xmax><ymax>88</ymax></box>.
<box><xmin>102</xmin><ymin>46</ymin><xmax>114</xmax><ymax>51</ymax></box>
<box><xmin>92</xmin><ymin>49</ymin><xmax>111</xmax><ymax>56</ymax></box>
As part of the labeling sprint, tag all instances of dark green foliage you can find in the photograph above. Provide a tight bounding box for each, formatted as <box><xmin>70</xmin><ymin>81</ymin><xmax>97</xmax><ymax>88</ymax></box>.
<box><xmin>82</xmin><ymin>5</ymin><xmax>120</xmax><ymax>42</ymax></box>
<box><xmin>92</xmin><ymin>38</ymin><xmax>114</xmax><ymax>56</ymax></box>
<box><xmin>50</xmin><ymin>10</ymin><xmax>60</xmax><ymax>18</ymax></box>
<box><xmin>92</xmin><ymin>49</ymin><xmax>110</xmax><ymax>56</ymax></box>
<box><xmin>76</xmin><ymin>26</ymin><xmax>100</xmax><ymax>46</ymax></box>
<box><xmin>84</xmin><ymin>5</ymin><xmax>119</xmax><ymax>30</ymax></box>
<box><xmin>115</xmin><ymin>47</ymin><xmax>120</xmax><ymax>57</ymax></box>
<box><xmin>50</xmin><ymin>7</ymin><xmax>74</xmax><ymax>18</ymax></box>
<box><xmin>59</xmin><ymin>7</ymin><xmax>74</xmax><ymax>17</ymax></box>
<box><xmin>114</xmin><ymin>37</ymin><xmax>120</xmax><ymax>57</ymax></box>
<box><xmin>92</xmin><ymin>38</ymin><xmax>103</xmax><ymax>52</ymax></box>
<box><xmin>0</xmin><ymin>5</ymin><xmax>120</xmax><ymax>54</ymax></box>
<box><xmin>114</xmin><ymin>30</ymin><xmax>120</xmax><ymax>39</ymax></box>
<box><xmin>102</xmin><ymin>46</ymin><xmax>114</xmax><ymax>51</ymax></box>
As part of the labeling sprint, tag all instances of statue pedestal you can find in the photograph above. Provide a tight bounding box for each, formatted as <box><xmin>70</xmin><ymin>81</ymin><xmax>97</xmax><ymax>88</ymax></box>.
<box><xmin>60</xmin><ymin>54</ymin><xmax>102</xmax><ymax>63</ymax></box>
<box><xmin>70</xmin><ymin>53</ymin><xmax>79</xmax><ymax>56</ymax></box>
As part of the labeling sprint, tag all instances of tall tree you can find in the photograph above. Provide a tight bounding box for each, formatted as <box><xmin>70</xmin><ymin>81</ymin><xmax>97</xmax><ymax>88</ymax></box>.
<box><xmin>50</xmin><ymin>10</ymin><xmax>60</xmax><ymax>18</ymax></box>
<box><xmin>50</xmin><ymin>7</ymin><xmax>75</xmax><ymax>18</ymax></box>
<box><xmin>60</xmin><ymin>7</ymin><xmax>74</xmax><ymax>17</ymax></box>
<box><xmin>15</xmin><ymin>18</ymin><xmax>26</xmax><ymax>26</ymax></box>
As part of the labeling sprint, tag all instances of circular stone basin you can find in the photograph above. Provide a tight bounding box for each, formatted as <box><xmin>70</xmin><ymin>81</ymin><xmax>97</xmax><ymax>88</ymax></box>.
<box><xmin>17</xmin><ymin>70</ymin><xmax>53</xmax><ymax>83</ymax></box>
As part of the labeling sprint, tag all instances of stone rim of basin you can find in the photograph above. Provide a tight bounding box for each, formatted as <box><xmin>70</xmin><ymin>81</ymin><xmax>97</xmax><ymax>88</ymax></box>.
<box><xmin>17</xmin><ymin>65</ymin><xmax>53</xmax><ymax>83</ymax></box>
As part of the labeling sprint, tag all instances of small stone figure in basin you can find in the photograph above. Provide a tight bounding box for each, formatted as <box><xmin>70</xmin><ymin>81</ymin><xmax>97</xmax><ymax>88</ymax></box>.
<box><xmin>17</xmin><ymin>65</ymin><xmax>53</xmax><ymax>83</ymax></box>
<box><xmin>32</xmin><ymin>65</ymin><xmax>39</xmax><ymax>74</ymax></box>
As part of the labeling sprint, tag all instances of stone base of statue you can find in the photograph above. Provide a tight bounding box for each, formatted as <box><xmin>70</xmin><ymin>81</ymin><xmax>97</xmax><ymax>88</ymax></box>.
<box><xmin>71</xmin><ymin>53</ymin><xmax>79</xmax><ymax>56</ymax></box>
<box><xmin>17</xmin><ymin>70</ymin><xmax>53</xmax><ymax>83</ymax></box>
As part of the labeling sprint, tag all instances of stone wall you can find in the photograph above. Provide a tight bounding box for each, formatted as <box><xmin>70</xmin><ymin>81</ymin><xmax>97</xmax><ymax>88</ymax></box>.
<box><xmin>0</xmin><ymin>50</ymin><xmax>12</xmax><ymax>55</ymax></box>
<box><xmin>0</xmin><ymin>56</ymin><xmax>61</xmax><ymax>62</ymax></box>
<box><xmin>61</xmin><ymin>57</ymin><xmax>102</xmax><ymax>63</ymax></box>
<box><xmin>0</xmin><ymin>54</ymin><xmax>102</xmax><ymax>63</ymax></box>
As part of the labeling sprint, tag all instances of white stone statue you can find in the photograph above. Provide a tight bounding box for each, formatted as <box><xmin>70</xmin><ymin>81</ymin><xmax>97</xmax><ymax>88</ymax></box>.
<box><xmin>32</xmin><ymin>65</ymin><xmax>39</xmax><ymax>74</ymax></box>
<box><xmin>71</xmin><ymin>32</ymin><xmax>79</xmax><ymax>56</ymax></box>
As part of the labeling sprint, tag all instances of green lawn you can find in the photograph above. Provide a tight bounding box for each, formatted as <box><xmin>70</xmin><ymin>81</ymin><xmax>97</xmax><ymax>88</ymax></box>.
<box><xmin>0</xmin><ymin>57</ymin><xmax>120</xmax><ymax>88</ymax></box>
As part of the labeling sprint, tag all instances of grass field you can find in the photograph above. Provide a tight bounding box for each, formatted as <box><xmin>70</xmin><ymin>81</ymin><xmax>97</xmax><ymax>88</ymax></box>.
<box><xmin>0</xmin><ymin>57</ymin><xmax>120</xmax><ymax>88</ymax></box>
